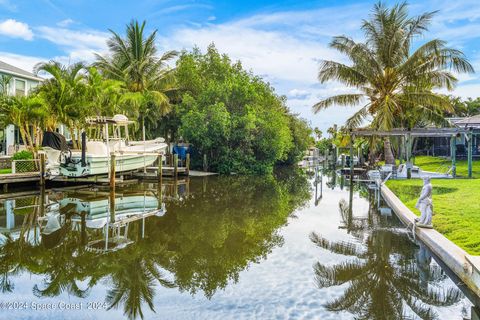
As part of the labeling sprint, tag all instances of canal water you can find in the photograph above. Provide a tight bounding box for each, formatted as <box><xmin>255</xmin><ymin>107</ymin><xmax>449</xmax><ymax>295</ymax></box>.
<box><xmin>0</xmin><ymin>169</ymin><xmax>477</xmax><ymax>319</ymax></box>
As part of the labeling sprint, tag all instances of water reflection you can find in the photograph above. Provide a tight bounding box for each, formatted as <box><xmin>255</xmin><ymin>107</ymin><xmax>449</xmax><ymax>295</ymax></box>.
<box><xmin>311</xmin><ymin>192</ymin><xmax>463</xmax><ymax>320</ymax></box>
<box><xmin>0</xmin><ymin>169</ymin><xmax>311</xmax><ymax>319</ymax></box>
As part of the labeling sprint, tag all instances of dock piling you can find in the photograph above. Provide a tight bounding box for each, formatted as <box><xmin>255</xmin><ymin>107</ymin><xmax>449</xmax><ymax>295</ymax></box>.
<box><xmin>110</xmin><ymin>153</ymin><xmax>116</xmax><ymax>187</ymax></box>
<box><xmin>39</xmin><ymin>153</ymin><xmax>46</xmax><ymax>186</ymax></box>
<box><xmin>174</xmin><ymin>154</ymin><xmax>178</xmax><ymax>177</ymax></box>
<box><xmin>158</xmin><ymin>153</ymin><xmax>163</xmax><ymax>180</ymax></box>
<box><xmin>186</xmin><ymin>153</ymin><xmax>190</xmax><ymax>175</ymax></box>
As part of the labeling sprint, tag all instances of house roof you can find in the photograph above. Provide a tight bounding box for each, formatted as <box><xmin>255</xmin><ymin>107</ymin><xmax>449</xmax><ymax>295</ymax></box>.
<box><xmin>0</xmin><ymin>60</ymin><xmax>43</xmax><ymax>82</ymax></box>
<box><xmin>448</xmin><ymin>115</ymin><xmax>480</xmax><ymax>128</ymax></box>
<box><xmin>455</xmin><ymin>114</ymin><xmax>480</xmax><ymax>127</ymax></box>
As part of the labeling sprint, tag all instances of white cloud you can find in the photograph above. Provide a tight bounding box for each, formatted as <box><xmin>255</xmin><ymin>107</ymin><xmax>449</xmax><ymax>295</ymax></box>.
<box><xmin>0</xmin><ymin>19</ymin><xmax>33</xmax><ymax>40</ymax></box>
<box><xmin>288</xmin><ymin>89</ymin><xmax>310</xmax><ymax>100</ymax></box>
<box><xmin>36</xmin><ymin>26</ymin><xmax>109</xmax><ymax>61</ymax></box>
<box><xmin>0</xmin><ymin>52</ymin><xmax>45</xmax><ymax>74</ymax></box>
<box><xmin>2</xmin><ymin>0</ymin><xmax>479</xmax><ymax>133</ymax></box>
<box><xmin>57</xmin><ymin>19</ymin><xmax>75</xmax><ymax>27</ymax></box>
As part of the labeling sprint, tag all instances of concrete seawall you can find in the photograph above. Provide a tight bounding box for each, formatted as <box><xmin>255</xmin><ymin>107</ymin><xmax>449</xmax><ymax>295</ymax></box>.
<box><xmin>381</xmin><ymin>184</ymin><xmax>480</xmax><ymax>298</ymax></box>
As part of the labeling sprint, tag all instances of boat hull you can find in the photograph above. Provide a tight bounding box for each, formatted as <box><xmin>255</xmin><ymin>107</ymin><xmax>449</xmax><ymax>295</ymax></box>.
<box><xmin>60</xmin><ymin>153</ymin><xmax>160</xmax><ymax>177</ymax></box>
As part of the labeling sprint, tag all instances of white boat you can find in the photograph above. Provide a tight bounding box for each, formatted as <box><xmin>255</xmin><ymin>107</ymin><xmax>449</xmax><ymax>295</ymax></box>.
<box><xmin>44</xmin><ymin>115</ymin><xmax>168</xmax><ymax>177</ymax></box>
<box><xmin>61</xmin><ymin>194</ymin><xmax>161</xmax><ymax>229</ymax></box>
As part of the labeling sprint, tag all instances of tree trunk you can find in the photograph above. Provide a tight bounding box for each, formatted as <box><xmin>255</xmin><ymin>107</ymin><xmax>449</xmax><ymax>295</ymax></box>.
<box><xmin>383</xmin><ymin>137</ymin><xmax>395</xmax><ymax>165</ymax></box>
<box><xmin>69</xmin><ymin>127</ymin><xmax>78</xmax><ymax>149</ymax></box>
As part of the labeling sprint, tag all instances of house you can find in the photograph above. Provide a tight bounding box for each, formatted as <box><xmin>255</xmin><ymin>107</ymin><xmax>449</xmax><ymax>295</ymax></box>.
<box><xmin>414</xmin><ymin>116</ymin><xmax>480</xmax><ymax>158</ymax></box>
<box><xmin>0</xmin><ymin>60</ymin><xmax>44</xmax><ymax>155</ymax></box>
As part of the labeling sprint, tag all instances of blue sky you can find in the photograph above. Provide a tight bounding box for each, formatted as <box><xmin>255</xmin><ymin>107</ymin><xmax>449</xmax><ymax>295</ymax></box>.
<box><xmin>1</xmin><ymin>0</ymin><xmax>480</xmax><ymax>132</ymax></box>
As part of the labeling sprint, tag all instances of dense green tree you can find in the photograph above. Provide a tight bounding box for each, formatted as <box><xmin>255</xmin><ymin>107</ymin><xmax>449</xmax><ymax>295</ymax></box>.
<box><xmin>175</xmin><ymin>45</ymin><xmax>301</xmax><ymax>174</ymax></box>
<box><xmin>313</xmin><ymin>2</ymin><xmax>473</xmax><ymax>164</ymax></box>
<box><xmin>284</xmin><ymin>115</ymin><xmax>314</xmax><ymax>164</ymax></box>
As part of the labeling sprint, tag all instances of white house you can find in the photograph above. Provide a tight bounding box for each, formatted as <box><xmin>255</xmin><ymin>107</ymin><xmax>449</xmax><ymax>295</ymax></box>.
<box><xmin>0</xmin><ymin>60</ymin><xmax>44</xmax><ymax>155</ymax></box>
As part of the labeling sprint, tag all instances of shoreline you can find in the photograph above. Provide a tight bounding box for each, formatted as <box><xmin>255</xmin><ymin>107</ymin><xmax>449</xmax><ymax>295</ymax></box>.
<box><xmin>380</xmin><ymin>183</ymin><xmax>480</xmax><ymax>298</ymax></box>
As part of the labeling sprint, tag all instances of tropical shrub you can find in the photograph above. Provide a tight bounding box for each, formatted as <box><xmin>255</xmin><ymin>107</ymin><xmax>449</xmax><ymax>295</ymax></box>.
<box><xmin>176</xmin><ymin>45</ymin><xmax>305</xmax><ymax>174</ymax></box>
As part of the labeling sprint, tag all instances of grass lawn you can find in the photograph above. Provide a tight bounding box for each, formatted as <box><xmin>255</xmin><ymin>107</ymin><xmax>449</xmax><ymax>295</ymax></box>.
<box><xmin>379</xmin><ymin>155</ymin><xmax>480</xmax><ymax>178</ymax></box>
<box><xmin>387</xmin><ymin>178</ymin><xmax>480</xmax><ymax>255</ymax></box>
<box><xmin>0</xmin><ymin>168</ymin><xmax>11</xmax><ymax>174</ymax></box>
<box><xmin>413</xmin><ymin>155</ymin><xmax>480</xmax><ymax>178</ymax></box>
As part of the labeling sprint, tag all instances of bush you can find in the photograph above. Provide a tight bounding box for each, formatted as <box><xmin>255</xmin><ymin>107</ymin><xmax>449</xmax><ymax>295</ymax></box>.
<box><xmin>12</xmin><ymin>150</ymin><xmax>36</xmax><ymax>172</ymax></box>
<box><xmin>176</xmin><ymin>45</ymin><xmax>307</xmax><ymax>174</ymax></box>
<box><xmin>12</xmin><ymin>150</ymin><xmax>34</xmax><ymax>160</ymax></box>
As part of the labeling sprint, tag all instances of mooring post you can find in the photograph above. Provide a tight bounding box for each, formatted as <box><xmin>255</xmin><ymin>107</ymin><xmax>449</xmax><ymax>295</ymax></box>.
<box><xmin>39</xmin><ymin>153</ymin><xmax>46</xmax><ymax>186</ymax></box>
<box><xmin>406</xmin><ymin>133</ymin><xmax>412</xmax><ymax>179</ymax></box>
<box><xmin>174</xmin><ymin>154</ymin><xmax>178</xmax><ymax>178</ymax></box>
<box><xmin>450</xmin><ymin>135</ymin><xmax>457</xmax><ymax>178</ymax></box>
<box><xmin>468</xmin><ymin>129</ymin><xmax>473</xmax><ymax>178</ymax></box>
<box><xmin>349</xmin><ymin>133</ymin><xmax>354</xmax><ymax>216</ymax></box>
<box><xmin>203</xmin><ymin>154</ymin><xmax>207</xmax><ymax>172</ymax></box>
<box><xmin>158</xmin><ymin>153</ymin><xmax>163</xmax><ymax>182</ymax></box>
<box><xmin>186</xmin><ymin>153</ymin><xmax>190</xmax><ymax>175</ymax></box>
<box><xmin>110</xmin><ymin>153</ymin><xmax>116</xmax><ymax>188</ymax></box>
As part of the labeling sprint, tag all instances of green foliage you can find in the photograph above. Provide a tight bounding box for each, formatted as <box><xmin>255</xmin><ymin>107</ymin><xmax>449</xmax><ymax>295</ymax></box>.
<box><xmin>447</xmin><ymin>96</ymin><xmax>480</xmax><ymax>117</ymax></box>
<box><xmin>313</xmin><ymin>2</ymin><xmax>473</xmax><ymax>164</ymax></box>
<box><xmin>94</xmin><ymin>20</ymin><xmax>178</xmax><ymax>139</ymax></box>
<box><xmin>176</xmin><ymin>45</ymin><xmax>305</xmax><ymax>174</ymax></box>
<box><xmin>12</xmin><ymin>150</ymin><xmax>35</xmax><ymax>172</ymax></box>
<box><xmin>283</xmin><ymin>115</ymin><xmax>314</xmax><ymax>165</ymax></box>
<box><xmin>316</xmin><ymin>138</ymin><xmax>333</xmax><ymax>153</ymax></box>
<box><xmin>12</xmin><ymin>150</ymin><xmax>34</xmax><ymax>160</ymax></box>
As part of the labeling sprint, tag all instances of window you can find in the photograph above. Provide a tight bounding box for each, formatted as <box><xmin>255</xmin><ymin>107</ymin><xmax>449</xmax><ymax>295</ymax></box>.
<box><xmin>15</xmin><ymin>79</ymin><xmax>26</xmax><ymax>96</ymax></box>
<box><xmin>28</xmin><ymin>82</ymin><xmax>38</xmax><ymax>93</ymax></box>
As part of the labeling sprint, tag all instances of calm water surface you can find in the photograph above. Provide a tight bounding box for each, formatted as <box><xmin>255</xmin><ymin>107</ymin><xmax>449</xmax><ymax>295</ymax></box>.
<box><xmin>0</xmin><ymin>170</ymin><xmax>477</xmax><ymax>319</ymax></box>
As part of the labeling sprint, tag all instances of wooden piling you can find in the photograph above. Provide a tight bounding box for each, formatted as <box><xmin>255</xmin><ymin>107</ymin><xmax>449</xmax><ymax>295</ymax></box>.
<box><xmin>203</xmin><ymin>154</ymin><xmax>207</xmax><ymax>172</ymax></box>
<box><xmin>174</xmin><ymin>154</ymin><xmax>178</xmax><ymax>178</ymax></box>
<box><xmin>110</xmin><ymin>153</ymin><xmax>116</xmax><ymax>188</ymax></box>
<box><xmin>468</xmin><ymin>130</ymin><xmax>473</xmax><ymax>178</ymax></box>
<box><xmin>349</xmin><ymin>134</ymin><xmax>355</xmax><ymax>216</ymax></box>
<box><xmin>109</xmin><ymin>153</ymin><xmax>116</xmax><ymax>224</ymax></box>
<box><xmin>450</xmin><ymin>135</ymin><xmax>457</xmax><ymax>178</ymax></box>
<box><xmin>186</xmin><ymin>153</ymin><xmax>190</xmax><ymax>175</ymax></box>
<box><xmin>39</xmin><ymin>153</ymin><xmax>46</xmax><ymax>186</ymax></box>
<box><xmin>157</xmin><ymin>153</ymin><xmax>163</xmax><ymax>183</ymax></box>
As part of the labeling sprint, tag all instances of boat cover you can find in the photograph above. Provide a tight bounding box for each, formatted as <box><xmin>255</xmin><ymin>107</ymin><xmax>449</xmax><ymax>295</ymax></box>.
<box><xmin>42</xmin><ymin>131</ymin><xmax>69</xmax><ymax>151</ymax></box>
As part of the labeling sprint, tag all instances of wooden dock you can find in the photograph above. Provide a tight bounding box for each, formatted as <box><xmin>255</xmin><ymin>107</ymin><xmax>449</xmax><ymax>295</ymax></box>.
<box><xmin>0</xmin><ymin>172</ymin><xmax>40</xmax><ymax>185</ymax></box>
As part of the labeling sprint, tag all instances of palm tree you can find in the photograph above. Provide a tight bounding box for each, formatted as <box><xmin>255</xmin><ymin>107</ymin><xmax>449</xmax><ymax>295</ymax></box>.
<box><xmin>34</xmin><ymin>61</ymin><xmax>87</xmax><ymax>148</ymax></box>
<box><xmin>94</xmin><ymin>20</ymin><xmax>178</xmax><ymax>139</ymax></box>
<box><xmin>0</xmin><ymin>95</ymin><xmax>49</xmax><ymax>150</ymax></box>
<box><xmin>311</xmin><ymin>230</ymin><xmax>462</xmax><ymax>319</ymax></box>
<box><xmin>313</xmin><ymin>2</ymin><xmax>474</xmax><ymax>164</ymax></box>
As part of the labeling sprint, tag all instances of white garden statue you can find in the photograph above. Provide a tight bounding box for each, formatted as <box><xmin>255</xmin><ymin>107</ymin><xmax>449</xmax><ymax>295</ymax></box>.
<box><xmin>415</xmin><ymin>176</ymin><xmax>433</xmax><ymax>228</ymax></box>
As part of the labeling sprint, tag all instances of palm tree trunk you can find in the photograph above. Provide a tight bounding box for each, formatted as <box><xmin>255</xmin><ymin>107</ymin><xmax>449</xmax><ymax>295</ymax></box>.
<box><xmin>383</xmin><ymin>137</ymin><xmax>395</xmax><ymax>165</ymax></box>
<box><xmin>69</xmin><ymin>127</ymin><xmax>78</xmax><ymax>149</ymax></box>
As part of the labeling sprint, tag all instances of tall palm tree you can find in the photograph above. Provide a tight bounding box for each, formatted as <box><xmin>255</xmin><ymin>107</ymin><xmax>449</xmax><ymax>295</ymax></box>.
<box><xmin>313</xmin><ymin>2</ymin><xmax>474</xmax><ymax>164</ymax></box>
<box><xmin>94</xmin><ymin>20</ymin><xmax>178</xmax><ymax>139</ymax></box>
<box><xmin>34</xmin><ymin>61</ymin><xmax>87</xmax><ymax>148</ymax></box>
<box><xmin>311</xmin><ymin>230</ymin><xmax>462</xmax><ymax>319</ymax></box>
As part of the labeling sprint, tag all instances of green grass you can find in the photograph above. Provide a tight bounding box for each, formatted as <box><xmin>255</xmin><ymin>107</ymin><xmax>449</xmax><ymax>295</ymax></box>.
<box><xmin>0</xmin><ymin>168</ymin><xmax>11</xmax><ymax>174</ymax></box>
<box><xmin>387</xmin><ymin>178</ymin><xmax>480</xmax><ymax>255</ymax></box>
<box><xmin>379</xmin><ymin>155</ymin><xmax>480</xmax><ymax>178</ymax></box>
<box><xmin>413</xmin><ymin>156</ymin><xmax>480</xmax><ymax>178</ymax></box>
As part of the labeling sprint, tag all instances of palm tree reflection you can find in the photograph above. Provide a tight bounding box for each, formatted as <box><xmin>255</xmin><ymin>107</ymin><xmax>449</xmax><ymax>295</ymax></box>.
<box><xmin>311</xmin><ymin>199</ymin><xmax>462</xmax><ymax>319</ymax></box>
